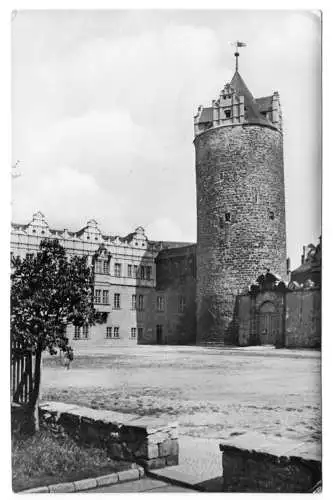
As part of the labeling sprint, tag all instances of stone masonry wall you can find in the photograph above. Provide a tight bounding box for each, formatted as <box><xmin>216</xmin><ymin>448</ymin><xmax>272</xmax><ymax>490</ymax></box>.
<box><xmin>195</xmin><ymin>124</ymin><xmax>287</xmax><ymax>345</ymax></box>
<box><xmin>237</xmin><ymin>288</ymin><xmax>321</xmax><ymax>348</ymax></box>
<box><xmin>39</xmin><ymin>401</ymin><xmax>179</xmax><ymax>471</ymax></box>
<box><xmin>285</xmin><ymin>289</ymin><xmax>321</xmax><ymax>347</ymax></box>
<box><xmin>220</xmin><ymin>443</ymin><xmax>321</xmax><ymax>493</ymax></box>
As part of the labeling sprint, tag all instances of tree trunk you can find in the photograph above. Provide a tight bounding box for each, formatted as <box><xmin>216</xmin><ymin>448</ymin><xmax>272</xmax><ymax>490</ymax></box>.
<box><xmin>27</xmin><ymin>348</ymin><xmax>42</xmax><ymax>434</ymax></box>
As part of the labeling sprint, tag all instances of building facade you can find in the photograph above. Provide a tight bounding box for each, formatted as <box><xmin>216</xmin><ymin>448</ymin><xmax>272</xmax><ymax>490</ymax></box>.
<box><xmin>194</xmin><ymin>61</ymin><xmax>287</xmax><ymax>345</ymax></box>
<box><xmin>10</xmin><ymin>211</ymin><xmax>195</xmax><ymax>347</ymax></box>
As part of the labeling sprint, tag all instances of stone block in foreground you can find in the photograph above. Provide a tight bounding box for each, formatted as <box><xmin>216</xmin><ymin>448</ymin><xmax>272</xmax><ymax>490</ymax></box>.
<box><xmin>219</xmin><ymin>432</ymin><xmax>321</xmax><ymax>493</ymax></box>
<box><xmin>39</xmin><ymin>401</ymin><xmax>178</xmax><ymax>471</ymax></box>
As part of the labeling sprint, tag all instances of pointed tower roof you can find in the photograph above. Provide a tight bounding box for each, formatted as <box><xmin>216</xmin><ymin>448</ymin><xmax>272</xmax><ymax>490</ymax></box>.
<box><xmin>230</xmin><ymin>70</ymin><xmax>265</xmax><ymax>122</ymax></box>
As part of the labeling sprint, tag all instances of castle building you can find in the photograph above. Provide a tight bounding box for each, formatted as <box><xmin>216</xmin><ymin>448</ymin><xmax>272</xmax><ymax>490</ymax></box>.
<box><xmin>194</xmin><ymin>50</ymin><xmax>287</xmax><ymax>345</ymax></box>
<box><xmin>10</xmin><ymin>211</ymin><xmax>196</xmax><ymax>347</ymax></box>
<box><xmin>11</xmin><ymin>52</ymin><xmax>320</xmax><ymax>349</ymax></box>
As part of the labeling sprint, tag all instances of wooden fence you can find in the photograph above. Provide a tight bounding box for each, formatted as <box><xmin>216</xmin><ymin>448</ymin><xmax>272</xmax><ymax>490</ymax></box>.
<box><xmin>11</xmin><ymin>341</ymin><xmax>34</xmax><ymax>405</ymax></box>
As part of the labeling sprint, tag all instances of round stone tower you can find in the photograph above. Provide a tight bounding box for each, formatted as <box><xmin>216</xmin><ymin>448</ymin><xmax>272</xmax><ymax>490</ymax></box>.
<box><xmin>194</xmin><ymin>57</ymin><xmax>287</xmax><ymax>345</ymax></box>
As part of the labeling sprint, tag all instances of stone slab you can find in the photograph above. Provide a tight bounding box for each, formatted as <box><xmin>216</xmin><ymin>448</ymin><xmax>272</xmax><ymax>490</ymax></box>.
<box><xmin>96</xmin><ymin>473</ymin><xmax>119</xmax><ymax>487</ymax></box>
<box><xmin>219</xmin><ymin>431</ymin><xmax>321</xmax><ymax>461</ymax></box>
<box><xmin>40</xmin><ymin>401</ymin><xmax>140</xmax><ymax>425</ymax></box>
<box><xmin>48</xmin><ymin>482</ymin><xmax>75</xmax><ymax>493</ymax></box>
<box><xmin>117</xmin><ymin>469</ymin><xmax>140</xmax><ymax>482</ymax></box>
<box><xmin>21</xmin><ymin>486</ymin><xmax>50</xmax><ymax>493</ymax></box>
<box><xmin>73</xmin><ymin>477</ymin><xmax>97</xmax><ymax>491</ymax></box>
<box><xmin>128</xmin><ymin>416</ymin><xmax>178</xmax><ymax>433</ymax></box>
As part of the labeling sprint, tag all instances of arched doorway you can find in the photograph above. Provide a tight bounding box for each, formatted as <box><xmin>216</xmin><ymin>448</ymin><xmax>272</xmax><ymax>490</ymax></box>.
<box><xmin>258</xmin><ymin>301</ymin><xmax>279</xmax><ymax>345</ymax></box>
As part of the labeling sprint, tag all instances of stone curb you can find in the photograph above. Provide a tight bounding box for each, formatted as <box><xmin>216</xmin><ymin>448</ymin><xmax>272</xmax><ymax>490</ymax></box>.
<box><xmin>21</xmin><ymin>466</ymin><xmax>145</xmax><ymax>493</ymax></box>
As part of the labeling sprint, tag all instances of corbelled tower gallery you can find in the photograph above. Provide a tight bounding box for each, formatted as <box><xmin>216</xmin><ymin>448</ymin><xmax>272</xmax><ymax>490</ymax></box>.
<box><xmin>194</xmin><ymin>49</ymin><xmax>287</xmax><ymax>345</ymax></box>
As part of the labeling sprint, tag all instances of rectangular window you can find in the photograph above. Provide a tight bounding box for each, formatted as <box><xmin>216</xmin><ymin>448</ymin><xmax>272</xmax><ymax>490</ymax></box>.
<box><xmin>102</xmin><ymin>290</ymin><xmax>109</xmax><ymax>304</ymax></box>
<box><xmin>113</xmin><ymin>327</ymin><xmax>120</xmax><ymax>338</ymax></box>
<box><xmin>157</xmin><ymin>296</ymin><xmax>165</xmax><ymax>312</ymax></box>
<box><xmin>114</xmin><ymin>293</ymin><xmax>120</xmax><ymax>309</ymax></box>
<box><xmin>140</xmin><ymin>265</ymin><xmax>145</xmax><ymax>280</ymax></box>
<box><xmin>114</xmin><ymin>263</ymin><xmax>122</xmax><ymax>277</ymax></box>
<box><xmin>179</xmin><ymin>296</ymin><xmax>186</xmax><ymax>313</ymax></box>
<box><xmin>103</xmin><ymin>261</ymin><xmax>109</xmax><ymax>274</ymax></box>
<box><xmin>138</xmin><ymin>327</ymin><xmax>143</xmax><ymax>339</ymax></box>
<box><xmin>131</xmin><ymin>294</ymin><xmax>137</xmax><ymax>310</ymax></box>
<box><xmin>146</xmin><ymin>266</ymin><xmax>152</xmax><ymax>281</ymax></box>
<box><xmin>138</xmin><ymin>295</ymin><xmax>144</xmax><ymax>311</ymax></box>
<box><xmin>94</xmin><ymin>259</ymin><xmax>103</xmax><ymax>274</ymax></box>
<box><xmin>106</xmin><ymin>327</ymin><xmax>112</xmax><ymax>339</ymax></box>
<box><xmin>26</xmin><ymin>253</ymin><xmax>34</xmax><ymax>260</ymax></box>
<box><xmin>74</xmin><ymin>326</ymin><xmax>81</xmax><ymax>340</ymax></box>
<box><xmin>131</xmin><ymin>327</ymin><xmax>137</xmax><ymax>339</ymax></box>
<box><xmin>94</xmin><ymin>289</ymin><xmax>101</xmax><ymax>304</ymax></box>
<box><xmin>128</xmin><ymin>264</ymin><xmax>132</xmax><ymax>277</ymax></box>
<box><xmin>82</xmin><ymin>324</ymin><xmax>89</xmax><ymax>339</ymax></box>
<box><xmin>134</xmin><ymin>265</ymin><xmax>138</xmax><ymax>277</ymax></box>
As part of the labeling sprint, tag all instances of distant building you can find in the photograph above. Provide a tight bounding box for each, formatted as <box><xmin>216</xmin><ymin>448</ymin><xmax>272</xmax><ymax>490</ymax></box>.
<box><xmin>291</xmin><ymin>238</ymin><xmax>321</xmax><ymax>287</ymax></box>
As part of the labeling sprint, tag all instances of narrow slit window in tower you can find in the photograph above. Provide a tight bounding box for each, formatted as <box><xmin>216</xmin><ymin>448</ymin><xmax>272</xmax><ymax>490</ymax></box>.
<box><xmin>225</xmin><ymin>212</ymin><xmax>231</xmax><ymax>222</ymax></box>
<box><xmin>269</xmin><ymin>211</ymin><xmax>275</xmax><ymax>220</ymax></box>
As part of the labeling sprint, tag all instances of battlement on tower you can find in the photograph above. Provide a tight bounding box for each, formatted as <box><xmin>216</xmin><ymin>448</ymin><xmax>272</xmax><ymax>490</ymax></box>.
<box><xmin>194</xmin><ymin>72</ymin><xmax>282</xmax><ymax>137</ymax></box>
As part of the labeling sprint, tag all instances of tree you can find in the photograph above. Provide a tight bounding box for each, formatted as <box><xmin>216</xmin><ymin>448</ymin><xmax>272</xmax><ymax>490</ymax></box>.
<box><xmin>11</xmin><ymin>239</ymin><xmax>106</xmax><ymax>433</ymax></box>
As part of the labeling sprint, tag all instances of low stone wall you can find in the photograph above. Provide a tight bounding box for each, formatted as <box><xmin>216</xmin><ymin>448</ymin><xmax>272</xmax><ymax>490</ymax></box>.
<box><xmin>39</xmin><ymin>401</ymin><xmax>179</xmax><ymax>470</ymax></box>
<box><xmin>219</xmin><ymin>433</ymin><xmax>321</xmax><ymax>493</ymax></box>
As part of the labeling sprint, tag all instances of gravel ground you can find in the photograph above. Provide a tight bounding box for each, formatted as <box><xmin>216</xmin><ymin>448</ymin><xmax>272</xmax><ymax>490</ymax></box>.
<box><xmin>41</xmin><ymin>345</ymin><xmax>321</xmax><ymax>444</ymax></box>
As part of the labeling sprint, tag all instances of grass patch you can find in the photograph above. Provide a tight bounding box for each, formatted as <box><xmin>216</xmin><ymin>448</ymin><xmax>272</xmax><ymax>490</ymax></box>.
<box><xmin>12</xmin><ymin>428</ymin><xmax>132</xmax><ymax>492</ymax></box>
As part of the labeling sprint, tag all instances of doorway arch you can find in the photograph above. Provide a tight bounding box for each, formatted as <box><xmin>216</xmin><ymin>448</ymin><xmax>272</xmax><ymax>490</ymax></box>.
<box><xmin>258</xmin><ymin>301</ymin><xmax>279</xmax><ymax>345</ymax></box>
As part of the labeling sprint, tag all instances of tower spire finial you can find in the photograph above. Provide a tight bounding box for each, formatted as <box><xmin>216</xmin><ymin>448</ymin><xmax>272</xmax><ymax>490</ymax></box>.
<box><xmin>230</xmin><ymin>41</ymin><xmax>247</xmax><ymax>72</ymax></box>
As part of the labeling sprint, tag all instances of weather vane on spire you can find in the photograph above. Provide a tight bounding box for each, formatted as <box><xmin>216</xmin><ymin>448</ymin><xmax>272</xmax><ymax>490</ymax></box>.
<box><xmin>229</xmin><ymin>41</ymin><xmax>247</xmax><ymax>72</ymax></box>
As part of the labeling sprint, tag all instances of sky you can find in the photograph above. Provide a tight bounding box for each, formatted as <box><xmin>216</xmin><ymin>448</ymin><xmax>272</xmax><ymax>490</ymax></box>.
<box><xmin>11</xmin><ymin>9</ymin><xmax>322</xmax><ymax>269</ymax></box>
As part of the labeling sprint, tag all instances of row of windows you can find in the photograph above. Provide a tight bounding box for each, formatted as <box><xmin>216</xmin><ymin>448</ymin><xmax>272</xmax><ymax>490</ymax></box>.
<box><xmin>73</xmin><ymin>326</ymin><xmax>143</xmax><ymax>340</ymax></box>
<box><xmin>74</xmin><ymin>325</ymin><xmax>177</xmax><ymax>341</ymax></box>
<box><xmin>93</xmin><ymin>292</ymin><xmax>186</xmax><ymax>312</ymax></box>
<box><xmin>105</xmin><ymin>326</ymin><xmax>142</xmax><ymax>339</ymax></box>
<box><xmin>94</xmin><ymin>261</ymin><xmax>152</xmax><ymax>280</ymax></box>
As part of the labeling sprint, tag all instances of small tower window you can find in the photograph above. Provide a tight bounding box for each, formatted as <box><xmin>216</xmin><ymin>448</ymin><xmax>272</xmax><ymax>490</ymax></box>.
<box><xmin>225</xmin><ymin>109</ymin><xmax>231</xmax><ymax>119</ymax></box>
<box><xmin>225</xmin><ymin>212</ymin><xmax>231</xmax><ymax>222</ymax></box>
<box><xmin>269</xmin><ymin>211</ymin><xmax>275</xmax><ymax>220</ymax></box>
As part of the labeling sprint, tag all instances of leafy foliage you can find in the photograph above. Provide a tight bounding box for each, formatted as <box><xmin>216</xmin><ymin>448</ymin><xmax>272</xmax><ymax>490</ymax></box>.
<box><xmin>11</xmin><ymin>239</ymin><xmax>106</xmax><ymax>356</ymax></box>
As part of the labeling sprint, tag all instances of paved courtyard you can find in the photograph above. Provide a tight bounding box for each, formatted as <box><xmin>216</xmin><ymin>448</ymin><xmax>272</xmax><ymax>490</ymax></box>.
<box><xmin>41</xmin><ymin>346</ymin><xmax>321</xmax><ymax>445</ymax></box>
